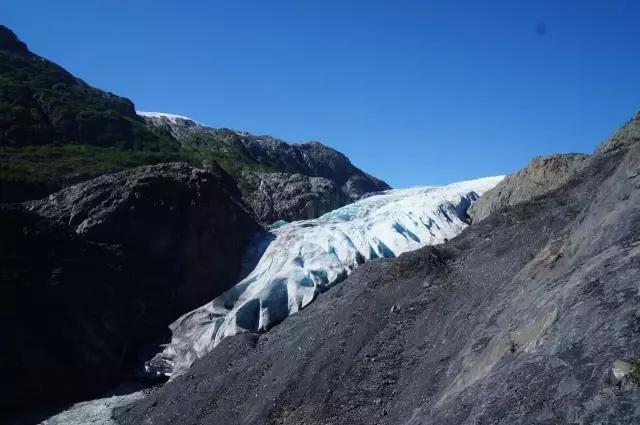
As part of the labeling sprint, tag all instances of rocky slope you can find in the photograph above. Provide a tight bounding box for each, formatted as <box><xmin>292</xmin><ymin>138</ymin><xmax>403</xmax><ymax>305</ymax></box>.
<box><xmin>1</xmin><ymin>163</ymin><xmax>259</xmax><ymax>418</ymax></box>
<box><xmin>469</xmin><ymin>153</ymin><xmax>591</xmax><ymax>222</ymax></box>
<box><xmin>596</xmin><ymin>111</ymin><xmax>640</xmax><ymax>155</ymax></box>
<box><xmin>139</xmin><ymin>112</ymin><xmax>390</xmax><ymax>223</ymax></box>
<box><xmin>115</xmin><ymin>113</ymin><xmax>640</xmax><ymax>425</ymax></box>
<box><xmin>240</xmin><ymin>171</ymin><xmax>350</xmax><ymax>223</ymax></box>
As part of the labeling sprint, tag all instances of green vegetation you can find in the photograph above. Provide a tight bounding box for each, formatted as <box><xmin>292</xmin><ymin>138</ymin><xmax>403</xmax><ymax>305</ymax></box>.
<box><xmin>0</xmin><ymin>36</ymin><xmax>174</xmax><ymax>150</ymax></box>
<box><xmin>0</xmin><ymin>144</ymin><xmax>274</xmax><ymax>193</ymax></box>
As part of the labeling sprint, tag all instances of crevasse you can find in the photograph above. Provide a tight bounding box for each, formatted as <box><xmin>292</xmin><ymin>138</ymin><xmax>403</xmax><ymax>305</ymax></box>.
<box><xmin>147</xmin><ymin>176</ymin><xmax>504</xmax><ymax>377</ymax></box>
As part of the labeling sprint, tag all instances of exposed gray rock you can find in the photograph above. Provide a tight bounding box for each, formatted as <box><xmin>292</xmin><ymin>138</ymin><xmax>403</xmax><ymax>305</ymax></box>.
<box><xmin>596</xmin><ymin>110</ymin><xmax>640</xmax><ymax>156</ymax></box>
<box><xmin>469</xmin><ymin>153</ymin><xmax>591</xmax><ymax>222</ymax></box>
<box><xmin>115</xmin><ymin>113</ymin><xmax>640</xmax><ymax>425</ymax></box>
<box><xmin>241</xmin><ymin>171</ymin><xmax>350</xmax><ymax>224</ymax></box>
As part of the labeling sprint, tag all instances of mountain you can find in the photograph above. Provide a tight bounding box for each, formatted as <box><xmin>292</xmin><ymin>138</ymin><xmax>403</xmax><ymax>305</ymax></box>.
<box><xmin>0</xmin><ymin>25</ymin><xmax>388</xmax><ymax>224</ymax></box>
<box><xmin>139</xmin><ymin>112</ymin><xmax>391</xmax><ymax>223</ymax></box>
<box><xmin>0</xmin><ymin>24</ymin><xmax>391</xmax><ymax>420</ymax></box>
<box><xmin>0</xmin><ymin>25</ymin><xmax>171</xmax><ymax>150</ymax></box>
<box><xmin>145</xmin><ymin>176</ymin><xmax>502</xmax><ymax>377</ymax></box>
<box><xmin>0</xmin><ymin>25</ymin><xmax>182</xmax><ymax>201</ymax></box>
<box><xmin>115</xmin><ymin>112</ymin><xmax>640</xmax><ymax>425</ymax></box>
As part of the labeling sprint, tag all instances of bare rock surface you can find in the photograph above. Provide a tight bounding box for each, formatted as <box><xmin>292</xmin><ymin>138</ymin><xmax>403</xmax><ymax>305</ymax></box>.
<box><xmin>241</xmin><ymin>171</ymin><xmax>349</xmax><ymax>224</ymax></box>
<box><xmin>469</xmin><ymin>153</ymin><xmax>591</xmax><ymax>223</ymax></box>
<box><xmin>596</xmin><ymin>111</ymin><xmax>640</xmax><ymax>156</ymax></box>
<box><xmin>114</xmin><ymin>114</ymin><xmax>640</xmax><ymax>425</ymax></box>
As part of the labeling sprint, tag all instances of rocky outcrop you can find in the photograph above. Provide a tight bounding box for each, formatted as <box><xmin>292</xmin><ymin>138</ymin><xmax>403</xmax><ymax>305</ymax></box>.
<box><xmin>596</xmin><ymin>110</ymin><xmax>640</xmax><ymax>156</ymax></box>
<box><xmin>470</xmin><ymin>111</ymin><xmax>640</xmax><ymax>224</ymax></box>
<box><xmin>241</xmin><ymin>171</ymin><xmax>349</xmax><ymax>224</ymax></box>
<box><xmin>29</xmin><ymin>162</ymin><xmax>260</xmax><ymax>313</ymax></box>
<box><xmin>140</xmin><ymin>113</ymin><xmax>390</xmax><ymax>221</ymax></box>
<box><xmin>115</xmin><ymin>113</ymin><xmax>640</xmax><ymax>425</ymax></box>
<box><xmin>469</xmin><ymin>153</ymin><xmax>591</xmax><ymax>222</ymax></box>
<box><xmin>1</xmin><ymin>163</ymin><xmax>260</xmax><ymax>416</ymax></box>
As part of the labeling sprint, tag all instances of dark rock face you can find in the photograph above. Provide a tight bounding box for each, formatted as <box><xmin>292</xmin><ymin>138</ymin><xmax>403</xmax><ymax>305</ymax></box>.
<box><xmin>0</xmin><ymin>205</ymin><xmax>128</xmax><ymax>415</ymax></box>
<box><xmin>1</xmin><ymin>163</ymin><xmax>260</xmax><ymax>416</ymax></box>
<box><xmin>469</xmin><ymin>153</ymin><xmax>591</xmax><ymax>222</ymax></box>
<box><xmin>28</xmin><ymin>162</ymin><xmax>260</xmax><ymax>313</ymax></box>
<box><xmin>241</xmin><ymin>171</ymin><xmax>350</xmax><ymax>224</ymax></box>
<box><xmin>141</xmin><ymin>115</ymin><xmax>390</xmax><ymax>222</ymax></box>
<box><xmin>115</xmin><ymin>115</ymin><xmax>640</xmax><ymax>425</ymax></box>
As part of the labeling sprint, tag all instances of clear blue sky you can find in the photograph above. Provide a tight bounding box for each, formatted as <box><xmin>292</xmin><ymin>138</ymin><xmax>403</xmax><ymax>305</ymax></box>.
<box><xmin>4</xmin><ymin>1</ymin><xmax>640</xmax><ymax>187</ymax></box>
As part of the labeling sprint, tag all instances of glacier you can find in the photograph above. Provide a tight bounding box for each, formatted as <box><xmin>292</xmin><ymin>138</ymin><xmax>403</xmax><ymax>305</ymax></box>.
<box><xmin>146</xmin><ymin>176</ymin><xmax>504</xmax><ymax>377</ymax></box>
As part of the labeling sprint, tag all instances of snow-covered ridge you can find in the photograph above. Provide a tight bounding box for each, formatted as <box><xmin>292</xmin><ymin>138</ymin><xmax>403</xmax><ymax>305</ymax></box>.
<box><xmin>137</xmin><ymin>111</ymin><xmax>201</xmax><ymax>125</ymax></box>
<box><xmin>146</xmin><ymin>176</ymin><xmax>504</xmax><ymax>377</ymax></box>
<box><xmin>138</xmin><ymin>111</ymin><xmax>257</xmax><ymax>138</ymax></box>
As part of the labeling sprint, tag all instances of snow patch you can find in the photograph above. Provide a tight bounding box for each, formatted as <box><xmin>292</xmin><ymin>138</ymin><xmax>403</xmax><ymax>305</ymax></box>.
<box><xmin>137</xmin><ymin>111</ymin><xmax>201</xmax><ymax>125</ymax></box>
<box><xmin>146</xmin><ymin>176</ymin><xmax>504</xmax><ymax>377</ymax></box>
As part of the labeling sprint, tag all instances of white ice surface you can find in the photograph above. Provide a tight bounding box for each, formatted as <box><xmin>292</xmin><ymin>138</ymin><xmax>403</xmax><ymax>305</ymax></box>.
<box><xmin>148</xmin><ymin>176</ymin><xmax>504</xmax><ymax>377</ymax></box>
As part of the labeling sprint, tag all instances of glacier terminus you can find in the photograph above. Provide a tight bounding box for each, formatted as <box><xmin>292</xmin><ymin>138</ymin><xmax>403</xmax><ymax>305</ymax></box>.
<box><xmin>146</xmin><ymin>176</ymin><xmax>504</xmax><ymax>377</ymax></box>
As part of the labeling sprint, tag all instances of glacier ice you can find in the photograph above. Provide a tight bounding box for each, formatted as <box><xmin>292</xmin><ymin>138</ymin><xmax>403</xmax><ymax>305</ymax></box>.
<box><xmin>146</xmin><ymin>176</ymin><xmax>504</xmax><ymax>377</ymax></box>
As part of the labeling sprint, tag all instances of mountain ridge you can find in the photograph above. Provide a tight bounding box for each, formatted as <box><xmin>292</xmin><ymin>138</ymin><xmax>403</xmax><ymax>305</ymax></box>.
<box><xmin>139</xmin><ymin>111</ymin><xmax>390</xmax><ymax>223</ymax></box>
